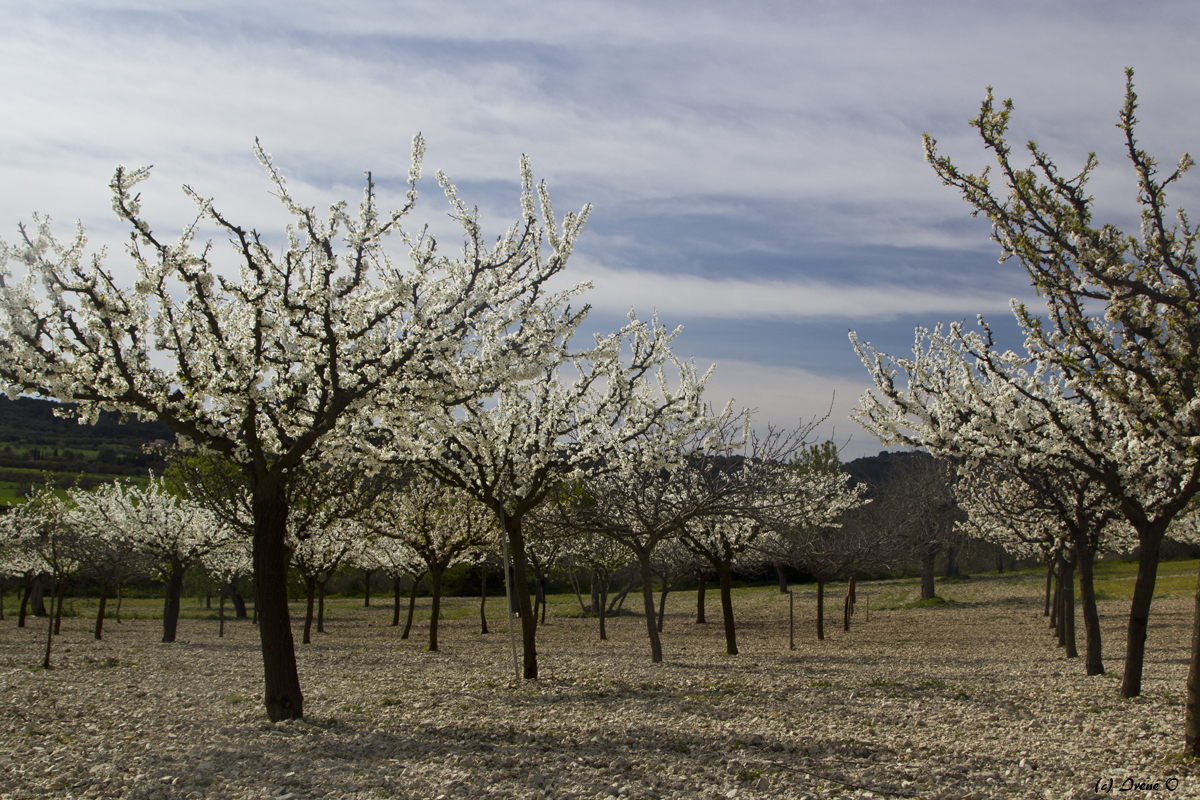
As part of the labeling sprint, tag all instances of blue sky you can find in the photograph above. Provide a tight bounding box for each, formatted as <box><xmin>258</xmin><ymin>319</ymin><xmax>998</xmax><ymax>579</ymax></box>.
<box><xmin>3</xmin><ymin>1</ymin><xmax>1199</xmax><ymax>458</ymax></box>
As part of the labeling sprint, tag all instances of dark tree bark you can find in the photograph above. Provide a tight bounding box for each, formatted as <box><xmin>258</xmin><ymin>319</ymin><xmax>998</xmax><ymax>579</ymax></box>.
<box><xmin>205</xmin><ymin>592</ymin><xmax>211</xmax><ymax>609</ymax></box>
<box><xmin>944</xmin><ymin>545</ymin><xmax>959</xmax><ymax>578</ymax></box>
<box><xmin>816</xmin><ymin>576</ymin><xmax>825</xmax><ymax>641</ymax></box>
<box><xmin>635</xmin><ymin>550</ymin><xmax>661</xmax><ymax>662</ymax></box>
<box><xmin>392</xmin><ymin>574</ymin><xmax>402</xmax><ymax>627</ymax></box>
<box><xmin>598</xmin><ymin>577</ymin><xmax>610</xmax><ymax>641</ymax></box>
<box><xmin>997</xmin><ymin>551</ymin><xmax>1005</xmax><ymax>574</ymax></box>
<box><xmin>1075</xmin><ymin>545</ymin><xmax>1104</xmax><ymax>675</ymax></box>
<box><xmin>539</xmin><ymin>577</ymin><xmax>548</xmax><ymax>626</ymax></box>
<box><xmin>775</xmin><ymin>560</ymin><xmax>788</xmax><ymax>594</ymax></box>
<box><xmin>31</xmin><ymin>575</ymin><xmax>45</xmax><ymax>617</ymax></box>
<box><xmin>363</xmin><ymin>569</ymin><xmax>372</xmax><ymax>607</ymax></box>
<box><xmin>252</xmin><ymin>479</ymin><xmax>304</xmax><ymax>721</ymax></box>
<box><xmin>502</xmin><ymin>512</ymin><xmax>539</xmax><ymax>679</ymax></box>
<box><xmin>717</xmin><ymin>559</ymin><xmax>737</xmax><ymax>656</ymax></box>
<box><xmin>17</xmin><ymin>577</ymin><xmax>30</xmax><ymax>628</ymax></box>
<box><xmin>428</xmin><ymin>567</ymin><xmax>444</xmax><ymax>651</ymax></box>
<box><xmin>590</xmin><ymin>569</ymin><xmax>601</xmax><ymax>614</ymax></box>
<box><xmin>656</xmin><ymin>581</ymin><xmax>670</xmax><ymax>633</ymax></box>
<box><xmin>316</xmin><ymin>579</ymin><xmax>326</xmax><ymax>634</ymax></box>
<box><xmin>920</xmin><ymin>546</ymin><xmax>937</xmax><ymax>601</ymax></box>
<box><xmin>302</xmin><ymin>575</ymin><xmax>316</xmax><ymax>645</ymax></box>
<box><xmin>1044</xmin><ymin>563</ymin><xmax>1053</xmax><ymax>617</ymax></box>
<box><xmin>1051</xmin><ymin>566</ymin><xmax>1061</xmax><ymax>633</ymax></box>
<box><xmin>161</xmin><ymin>557</ymin><xmax>186</xmax><ymax>643</ymax></box>
<box><xmin>843</xmin><ymin>574</ymin><xmax>856</xmax><ymax>632</ymax></box>
<box><xmin>696</xmin><ymin>572</ymin><xmax>708</xmax><ymax>624</ymax></box>
<box><xmin>1121</xmin><ymin>531</ymin><xmax>1165</xmax><ymax>699</ymax></box>
<box><xmin>231</xmin><ymin>589</ymin><xmax>247</xmax><ymax>619</ymax></box>
<box><xmin>115</xmin><ymin>583</ymin><xmax>123</xmax><ymax>623</ymax></box>
<box><xmin>402</xmin><ymin>572</ymin><xmax>424</xmax><ymax>640</ymax></box>
<box><xmin>478</xmin><ymin>566</ymin><xmax>489</xmax><ymax>634</ymax></box>
<box><xmin>94</xmin><ymin>586</ymin><xmax>109</xmax><ymax>641</ymax></box>
<box><xmin>219</xmin><ymin>588</ymin><xmax>226</xmax><ymax>638</ymax></box>
<box><xmin>53</xmin><ymin>579</ymin><xmax>65</xmax><ymax>636</ymax></box>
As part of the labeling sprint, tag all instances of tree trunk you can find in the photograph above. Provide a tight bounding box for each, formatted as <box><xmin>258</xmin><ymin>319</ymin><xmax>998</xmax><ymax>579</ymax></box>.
<box><xmin>219</xmin><ymin>589</ymin><xmax>226</xmax><ymax>638</ymax></box>
<box><xmin>1062</xmin><ymin>559</ymin><xmax>1077</xmax><ymax>658</ymax></box>
<box><xmin>568</xmin><ymin>566</ymin><xmax>586</xmax><ymax>614</ymax></box>
<box><xmin>402</xmin><ymin>572</ymin><xmax>424</xmax><ymax>640</ymax></box>
<box><xmin>1051</xmin><ymin>564</ymin><xmax>1061</xmax><ymax>634</ymax></box>
<box><xmin>590</xmin><ymin>569</ymin><xmax>601</xmax><ymax>614</ymax></box>
<box><xmin>316</xmin><ymin>579</ymin><xmax>326</xmax><ymax>634</ymax></box>
<box><xmin>303</xmin><ymin>575</ymin><xmax>316</xmax><ymax>645</ymax></box>
<box><xmin>696</xmin><ymin>572</ymin><xmax>707</xmax><ymax>624</ymax></box>
<box><xmin>252</xmin><ymin>477</ymin><xmax>304</xmax><ymax>721</ymax></box>
<box><xmin>599</xmin><ymin>578</ymin><xmax>609</xmax><ymax>641</ymax></box>
<box><xmin>816</xmin><ymin>576</ymin><xmax>825</xmax><ymax>641</ymax></box>
<box><xmin>162</xmin><ymin>558</ymin><xmax>186</xmax><ymax>643</ymax></box>
<box><xmin>920</xmin><ymin>546</ymin><xmax>937</xmax><ymax>601</ymax></box>
<box><xmin>656</xmin><ymin>581</ymin><xmax>670</xmax><ymax>634</ymax></box>
<box><xmin>206</xmin><ymin>592</ymin><xmax>211</xmax><ymax>609</ymax></box>
<box><xmin>94</xmin><ymin>585</ymin><xmax>108</xmax><ymax>641</ymax></box>
<box><xmin>18</xmin><ymin>577</ymin><xmax>30</xmax><ymax>627</ymax></box>
<box><xmin>478</xmin><ymin>567</ymin><xmax>488</xmax><ymax>634</ymax></box>
<box><xmin>42</xmin><ymin>570</ymin><xmax>53</xmax><ymax>670</ymax></box>
<box><xmin>392</xmin><ymin>574</ymin><xmax>402</xmax><ymax>627</ymax></box>
<box><xmin>1076</xmin><ymin>543</ymin><xmax>1104</xmax><ymax>675</ymax></box>
<box><xmin>843</xmin><ymin>574</ymin><xmax>856</xmax><ymax>632</ymax></box>
<box><xmin>997</xmin><ymin>550</ymin><xmax>1004</xmax><ymax>574</ymax></box>
<box><xmin>53</xmin><ymin>578</ymin><xmax>65</xmax><ymax>636</ymax></box>
<box><xmin>429</xmin><ymin>566</ymin><xmax>443</xmax><ymax>652</ymax></box>
<box><xmin>718</xmin><ymin>558</ymin><xmax>738</xmax><ymax>656</ymax></box>
<box><xmin>0</xmin><ymin>576</ymin><xmax>5</xmax><ymax>621</ymax></box>
<box><xmin>1185</xmin><ymin>559</ymin><xmax>1200</xmax><ymax>756</ymax></box>
<box><xmin>231</xmin><ymin>589</ymin><xmax>247</xmax><ymax>619</ymax></box>
<box><xmin>775</xmin><ymin>560</ymin><xmax>788</xmax><ymax>593</ymax></box>
<box><xmin>532</xmin><ymin>574</ymin><xmax>543</xmax><ymax>630</ymax></box>
<box><xmin>1044</xmin><ymin>563</ymin><xmax>1053</xmax><ymax>617</ymax></box>
<box><xmin>539</xmin><ymin>577</ymin><xmax>548</xmax><ymax>626</ymax></box>
<box><xmin>636</xmin><ymin>550</ymin><xmax>662</xmax><ymax>662</ymax></box>
<box><xmin>1121</xmin><ymin>529</ymin><xmax>1165</xmax><ymax>699</ymax></box>
<box><xmin>944</xmin><ymin>545</ymin><xmax>959</xmax><ymax>578</ymax></box>
<box><xmin>31</xmin><ymin>575</ymin><xmax>45</xmax><ymax>617</ymax></box>
<box><xmin>115</xmin><ymin>582</ymin><xmax>122</xmax><ymax>623</ymax></box>
<box><xmin>502</xmin><ymin>512</ymin><xmax>539</xmax><ymax>679</ymax></box>
<box><xmin>363</xmin><ymin>569</ymin><xmax>372</xmax><ymax>607</ymax></box>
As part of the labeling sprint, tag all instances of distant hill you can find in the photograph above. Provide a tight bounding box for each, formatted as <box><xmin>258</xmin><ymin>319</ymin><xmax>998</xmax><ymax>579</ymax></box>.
<box><xmin>0</xmin><ymin>397</ymin><xmax>175</xmax><ymax>497</ymax></box>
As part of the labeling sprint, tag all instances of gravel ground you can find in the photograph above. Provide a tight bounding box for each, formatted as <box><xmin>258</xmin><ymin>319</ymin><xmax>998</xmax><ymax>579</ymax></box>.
<box><xmin>1</xmin><ymin>572</ymin><xmax>1198</xmax><ymax>800</ymax></box>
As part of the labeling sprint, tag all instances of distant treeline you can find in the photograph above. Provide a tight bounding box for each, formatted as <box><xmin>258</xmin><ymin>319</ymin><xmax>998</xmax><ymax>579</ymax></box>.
<box><xmin>0</xmin><ymin>396</ymin><xmax>174</xmax><ymax>484</ymax></box>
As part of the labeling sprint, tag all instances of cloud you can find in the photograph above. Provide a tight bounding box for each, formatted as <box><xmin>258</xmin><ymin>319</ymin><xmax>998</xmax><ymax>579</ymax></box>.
<box><xmin>694</xmin><ymin>358</ymin><xmax>884</xmax><ymax>460</ymax></box>
<box><xmin>564</xmin><ymin>263</ymin><xmax>1033</xmax><ymax>322</ymax></box>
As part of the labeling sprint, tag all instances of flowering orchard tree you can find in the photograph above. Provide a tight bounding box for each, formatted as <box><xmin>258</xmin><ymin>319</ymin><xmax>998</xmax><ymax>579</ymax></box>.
<box><xmin>852</xmin><ymin>321</ymin><xmax>1183</xmax><ymax>693</ymax></box>
<box><xmin>918</xmin><ymin>72</ymin><xmax>1200</xmax><ymax>718</ymax></box>
<box><xmin>200</xmin><ymin>533</ymin><xmax>252</xmax><ymax>638</ymax></box>
<box><xmin>955</xmin><ymin>452</ymin><xmax>1134</xmax><ymax>673</ymax></box>
<box><xmin>366</xmin><ymin>314</ymin><xmax>711</xmax><ymax>679</ymax></box>
<box><xmin>67</xmin><ymin>476</ymin><xmax>231</xmax><ymax>643</ymax></box>
<box><xmin>0</xmin><ymin>137</ymin><xmax>590</xmax><ymax>720</ymax></box>
<box><xmin>365</xmin><ymin>477</ymin><xmax>492</xmax><ymax>651</ymax></box>
<box><xmin>290</xmin><ymin>519</ymin><xmax>363</xmax><ymax>644</ymax></box>
<box><xmin>2</xmin><ymin>487</ymin><xmax>77</xmax><ymax>667</ymax></box>
<box><xmin>355</xmin><ymin>529</ymin><xmax>423</xmax><ymax>630</ymax></box>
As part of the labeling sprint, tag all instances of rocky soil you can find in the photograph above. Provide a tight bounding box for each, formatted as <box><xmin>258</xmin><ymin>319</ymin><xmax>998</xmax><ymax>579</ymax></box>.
<box><xmin>1</xmin><ymin>573</ymin><xmax>1198</xmax><ymax>799</ymax></box>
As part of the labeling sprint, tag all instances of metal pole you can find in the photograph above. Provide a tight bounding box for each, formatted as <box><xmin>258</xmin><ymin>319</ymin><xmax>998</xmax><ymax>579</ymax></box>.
<box><xmin>499</xmin><ymin>507</ymin><xmax>520</xmax><ymax>681</ymax></box>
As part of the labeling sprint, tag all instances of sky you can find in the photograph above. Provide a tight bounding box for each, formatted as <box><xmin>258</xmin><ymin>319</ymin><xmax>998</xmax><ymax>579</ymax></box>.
<box><xmin>2</xmin><ymin>1</ymin><xmax>1199</xmax><ymax>460</ymax></box>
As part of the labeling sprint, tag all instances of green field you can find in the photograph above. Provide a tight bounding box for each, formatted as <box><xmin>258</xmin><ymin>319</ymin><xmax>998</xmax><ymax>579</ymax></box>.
<box><xmin>5</xmin><ymin>557</ymin><xmax>1195</xmax><ymax>625</ymax></box>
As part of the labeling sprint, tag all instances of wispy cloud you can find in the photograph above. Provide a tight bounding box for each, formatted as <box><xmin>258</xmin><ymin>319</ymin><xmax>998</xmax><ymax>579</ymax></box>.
<box><xmin>566</xmin><ymin>263</ymin><xmax>1034</xmax><ymax>322</ymax></box>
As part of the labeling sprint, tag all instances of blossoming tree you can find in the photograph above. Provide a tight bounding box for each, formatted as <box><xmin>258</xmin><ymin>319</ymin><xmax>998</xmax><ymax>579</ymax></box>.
<box><xmin>0</xmin><ymin>137</ymin><xmax>590</xmax><ymax>719</ymax></box>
